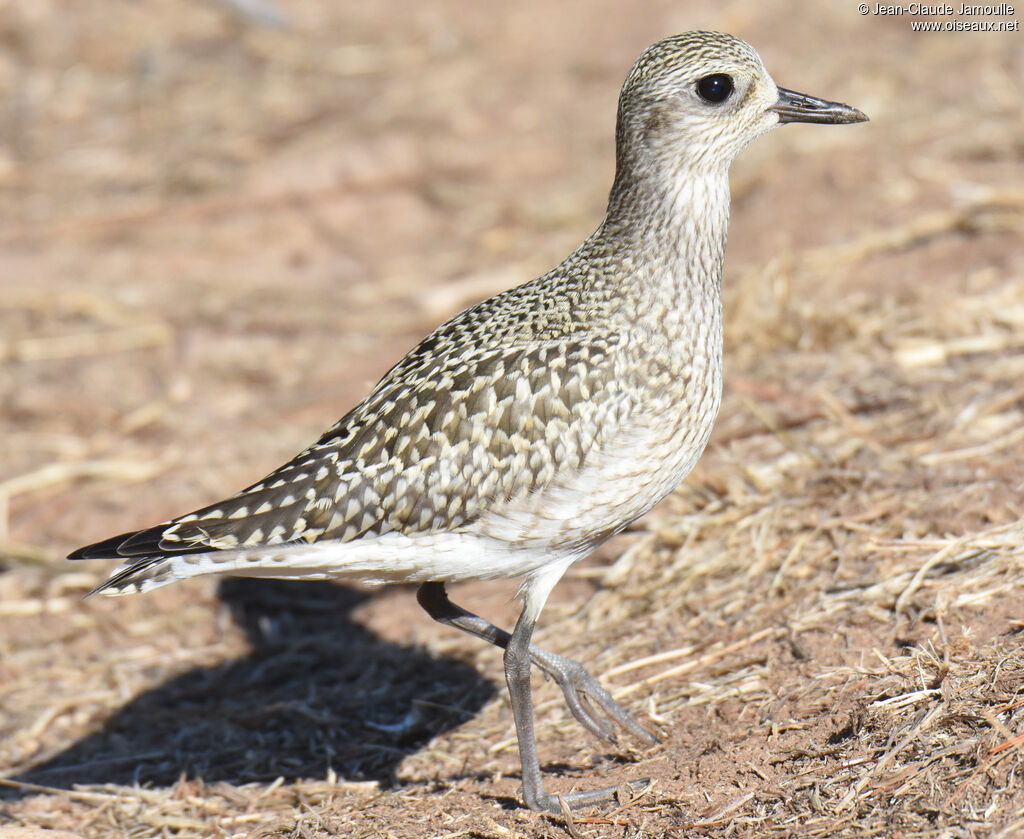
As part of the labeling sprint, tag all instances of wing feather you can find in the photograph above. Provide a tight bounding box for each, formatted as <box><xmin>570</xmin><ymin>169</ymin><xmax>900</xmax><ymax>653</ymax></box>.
<box><xmin>70</xmin><ymin>332</ymin><xmax>625</xmax><ymax>592</ymax></box>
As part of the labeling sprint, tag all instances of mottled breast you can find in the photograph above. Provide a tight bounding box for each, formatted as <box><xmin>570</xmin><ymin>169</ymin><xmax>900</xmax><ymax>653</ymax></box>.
<box><xmin>471</xmin><ymin>290</ymin><xmax>724</xmax><ymax>557</ymax></box>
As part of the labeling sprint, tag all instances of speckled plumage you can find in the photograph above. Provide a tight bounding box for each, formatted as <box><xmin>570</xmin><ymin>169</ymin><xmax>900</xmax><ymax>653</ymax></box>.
<box><xmin>74</xmin><ymin>36</ymin><xmax>747</xmax><ymax>594</ymax></box>
<box><xmin>78</xmin><ymin>200</ymin><xmax>725</xmax><ymax>591</ymax></box>
<box><xmin>70</xmin><ymin>32</ymin><xmax>866</xmax><ymax>813</ymax></box>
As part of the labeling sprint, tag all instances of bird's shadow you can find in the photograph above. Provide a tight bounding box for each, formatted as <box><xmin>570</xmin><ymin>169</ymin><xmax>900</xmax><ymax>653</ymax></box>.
<box><xmin>4</xmin><ymin>579</ymin><xmax>496</xmax><ymax>797</ymax></box>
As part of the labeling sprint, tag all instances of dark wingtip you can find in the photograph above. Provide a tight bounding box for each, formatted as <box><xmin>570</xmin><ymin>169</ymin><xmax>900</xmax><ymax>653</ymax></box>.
<box><xmin>67</xmin><ymin>531</ymin><xmax>137</xmax><ymax>560</ymax></box>
<box><xmin>69</xmin><ymin>523</ymin><xmax>212</xmax><ymax>562</ymax></box>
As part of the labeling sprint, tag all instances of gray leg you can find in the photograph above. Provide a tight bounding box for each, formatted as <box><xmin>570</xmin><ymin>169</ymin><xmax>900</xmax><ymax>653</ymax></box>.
<box><xmin>417</xmin><ymin>582</ymin><xmax>657</xmax><ymax>813</ymax></box>
<box><xmin>416</xmin><ymin>583</ymin><xmax>658</xmax><ymax>745</ymax></box>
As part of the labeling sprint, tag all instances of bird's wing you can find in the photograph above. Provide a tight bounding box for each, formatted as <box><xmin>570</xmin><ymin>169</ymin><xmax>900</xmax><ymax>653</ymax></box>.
<box><xmin>69</xmin><ymin>332</ymin><xmax>626</xmax><ymax>569</ymax></box>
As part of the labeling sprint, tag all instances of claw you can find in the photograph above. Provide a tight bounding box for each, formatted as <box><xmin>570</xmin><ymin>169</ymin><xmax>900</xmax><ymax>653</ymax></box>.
<box><xmin>529</xmin><ymin>646</ymin><xmax>659</xmax><ymax>746</ymax></box>
<box><xmin>528</xmin><ymin>778</ymin><xmax>654</xmax><ymax>814</ymax></box>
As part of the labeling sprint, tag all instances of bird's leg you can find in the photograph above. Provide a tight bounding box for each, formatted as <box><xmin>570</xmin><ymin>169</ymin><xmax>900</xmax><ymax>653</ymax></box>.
<box><xmin>416</xmin><ymin>582</ymin><xmax>657</xmax><ymax>745</ymax></box>
<box><xmin>417</xmin><ymin>582</ymin><xmax>655</xmax><ymax>813</ymax></box>
<box><xmin>505</xmin><ymin>584</ymin><xmax>654</xmax><ymax>813</ymax></box>
<box><xmin>502</xmin><ymin>593</ymin><xmax>553</xmax><ymax>811</ymax></box>
<box><xmin>417</xmin><ymin>581</ymin><xmax>511</xmax><ymax>647</ymax></box>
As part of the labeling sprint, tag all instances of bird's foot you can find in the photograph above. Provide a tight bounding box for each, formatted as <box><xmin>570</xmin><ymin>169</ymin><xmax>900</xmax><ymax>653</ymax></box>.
<box><xmin>524</xmin><ymin>777</ymin><xmax>653</xmax><ymax>814</ymax></box>
<box><xmin>529</xmin><ymin>647</ymin><xmax>660</xmax><ymax>746</ymax></box>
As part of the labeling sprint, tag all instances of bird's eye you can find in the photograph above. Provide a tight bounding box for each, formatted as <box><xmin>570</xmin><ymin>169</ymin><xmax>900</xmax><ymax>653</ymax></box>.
<box><xmin>696</xmin><ymin>74</ymin><xmax>734</xmax><ymax>104</ymax></box>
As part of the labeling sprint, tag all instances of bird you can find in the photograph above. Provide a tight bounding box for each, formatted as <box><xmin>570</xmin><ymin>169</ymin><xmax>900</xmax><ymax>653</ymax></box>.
<box><xmin>69</xmin><ymin>31</ymin><xmax>867</xmax><ymax>813</ymax></box>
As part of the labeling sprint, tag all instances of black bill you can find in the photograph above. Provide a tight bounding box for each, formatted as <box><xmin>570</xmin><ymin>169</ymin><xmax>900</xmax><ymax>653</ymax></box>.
<box><xmin>770</xmin><ymin>87</ymin><xmax>868</xmax><ymax>125</ymax></box>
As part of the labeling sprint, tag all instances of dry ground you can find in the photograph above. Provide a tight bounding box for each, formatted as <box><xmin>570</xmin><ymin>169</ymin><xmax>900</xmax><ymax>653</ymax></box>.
<box><xmin>2</xmin><ymin>1</ymin><xmax>1023</xmax><ymax>837</ymax></box>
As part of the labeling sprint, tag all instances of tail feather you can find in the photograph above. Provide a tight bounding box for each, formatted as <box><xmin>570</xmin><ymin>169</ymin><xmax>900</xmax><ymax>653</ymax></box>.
<box><xmin>76</xmin><ymin>529</ymin><xmax>509</xmax><ymax>596</ymax></box>
<box><xmin>70</xmin><ymin>522</ymin><xmax>306</xmax><ymax>597</ymax></box>
<box><xmin>86</xmin><ymin>556</ymin><xmax>174</xmax><ymax>596</ymax></box>
<box><xmin>86</xmin><ymin>544</ymin><xmax>350</xmax><ymax>597</ymax></box>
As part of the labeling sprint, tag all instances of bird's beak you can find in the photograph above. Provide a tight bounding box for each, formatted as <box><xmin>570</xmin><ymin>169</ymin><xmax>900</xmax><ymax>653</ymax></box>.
<box><xmin>770</xmin><ymin>87</ymin><xmax>868</xmax><ymax>125</ymax></box>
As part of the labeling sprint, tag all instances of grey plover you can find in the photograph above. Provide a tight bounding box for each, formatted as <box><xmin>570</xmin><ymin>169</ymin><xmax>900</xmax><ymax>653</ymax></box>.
<box><xmin>71</xmin><ymin>32</ymin><xmax>867</xmax><ymax>813</ymax></box>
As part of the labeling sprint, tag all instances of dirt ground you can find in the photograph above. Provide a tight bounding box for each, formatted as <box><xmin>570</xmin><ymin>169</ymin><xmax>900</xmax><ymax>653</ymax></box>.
<box><xmin>2</xmin><ymin>1</ymin><xmax>1023</xmax><ymax>837</ymax></box>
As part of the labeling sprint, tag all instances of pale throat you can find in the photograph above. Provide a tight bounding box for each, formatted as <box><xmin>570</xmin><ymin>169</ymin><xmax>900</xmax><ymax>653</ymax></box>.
<box><xmin>658</xmin><ymin>168</ymin><xmax>731</xmax><ymax>278</ymax></box>
<box><xmin>604</xmin><ymin>164</ymin><xmax>732</xmax><ymax>309</ymax></box>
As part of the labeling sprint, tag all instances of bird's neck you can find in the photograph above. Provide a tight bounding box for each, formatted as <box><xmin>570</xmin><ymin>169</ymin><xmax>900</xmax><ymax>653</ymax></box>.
<box><xmin>599</xmin><ymin>165</ymin><xmax>731</xmax><ymax>301</ymax></box>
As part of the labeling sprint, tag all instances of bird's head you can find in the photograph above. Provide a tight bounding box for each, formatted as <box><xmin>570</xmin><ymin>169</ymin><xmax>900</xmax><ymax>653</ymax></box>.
<box><xmin>614</xmin><ymin>32</ymin><xmax>867</xmax><ymax>177</ymax></box>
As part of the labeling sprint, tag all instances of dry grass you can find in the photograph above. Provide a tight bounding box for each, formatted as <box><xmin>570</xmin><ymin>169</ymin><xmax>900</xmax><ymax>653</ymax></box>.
<box><xmin>2</xmin><ymin>1</ymin><xmax>1023</xmax><ymax>837</ymax></box>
